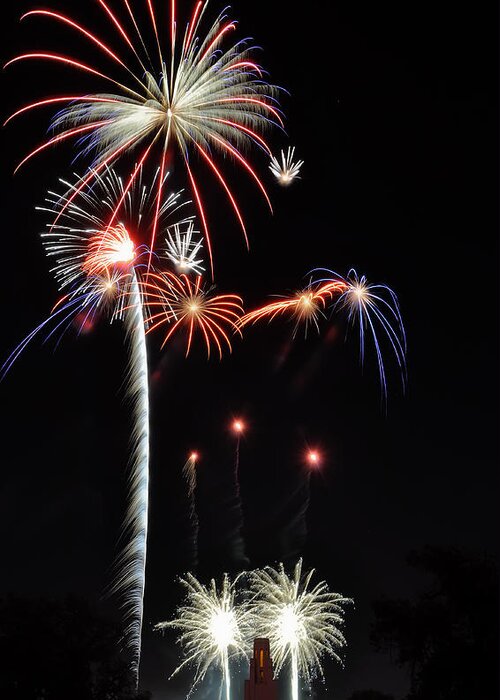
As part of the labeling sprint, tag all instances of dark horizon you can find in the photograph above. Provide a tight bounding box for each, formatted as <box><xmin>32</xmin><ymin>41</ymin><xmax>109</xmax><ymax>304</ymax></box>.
<box><xmin>0</xmin><ymin>1</ymin><xmax>497</xmax><ymax>699</ymax></box>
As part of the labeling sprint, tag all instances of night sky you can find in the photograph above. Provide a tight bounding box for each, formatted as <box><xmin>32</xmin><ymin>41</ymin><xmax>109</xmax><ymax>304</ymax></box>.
<box><xmin>0</xmin><ymin>1</ymin><xmax>497</xmax><ymax>699</ymax></box>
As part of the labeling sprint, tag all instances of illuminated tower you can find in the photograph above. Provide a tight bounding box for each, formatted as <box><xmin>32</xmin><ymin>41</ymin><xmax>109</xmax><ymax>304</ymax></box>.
<box><xmin>244</xmin><ymin>638</ymin><xmax>278</xmax><ymax>700</ymax></box>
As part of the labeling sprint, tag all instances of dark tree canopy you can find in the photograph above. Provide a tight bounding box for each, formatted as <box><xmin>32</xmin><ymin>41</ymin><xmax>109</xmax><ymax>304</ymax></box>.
<box><xmin>371</xmin><ymin>547</ymin><xmax>498</xmax><ymax>700</ymax></box>
<box><xmin>0</xmin><ymin>595</ymin><xmax>151</xmax><ymax>700</ymax></box>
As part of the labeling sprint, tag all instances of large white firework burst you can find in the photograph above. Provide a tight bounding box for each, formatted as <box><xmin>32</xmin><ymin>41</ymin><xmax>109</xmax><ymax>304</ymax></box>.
<box><xmin>155</xmin><ymin>572</ymin><xmax>252</xmax><ymax>700</ymax></box>
<box><xmin>247</xmin><ymin>559</ymin><xmax>353</xmax><ymax>700</ymax></box>
<box><xmin>6</xmin><ymin>1</ymin><xmax>283</xmax><ymax>271</ymax></box>
<box><xmin>269</xmin><ymin>146</ymin><xmax>304</xmax><ymax>185</ymax></box>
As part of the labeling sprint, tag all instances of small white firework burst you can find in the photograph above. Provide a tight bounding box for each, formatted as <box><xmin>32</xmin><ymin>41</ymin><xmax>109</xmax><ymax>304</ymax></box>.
<box><xmin>269</xmin><ymin>146</ymin><xmax>304</xmax><ymax>186</ymax></box>
<box><xmin>164</xmin><ymin>221</ymin><xmax>205</xmax><ymax>275</ymax></box>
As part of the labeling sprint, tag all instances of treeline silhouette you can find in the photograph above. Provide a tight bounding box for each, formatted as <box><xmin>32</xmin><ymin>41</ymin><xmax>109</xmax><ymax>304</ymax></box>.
<box><xmin>349</xmin><ymin>546</ymin><xmax>498</xmax><ymax>700</ymax></box>
<box><xmin>0</xmin><ymin>595</ymin><xmax>150</xmax><ymax>700</ymax></box>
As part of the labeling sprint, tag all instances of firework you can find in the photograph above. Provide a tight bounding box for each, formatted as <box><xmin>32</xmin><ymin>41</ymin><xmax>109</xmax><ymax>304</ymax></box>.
<box><xmin>315</xmin><ymin>268</ymin><xmax>407</xmax><ymax>397</ymax></box>
<box><xmin>4</xmin><ymin>165</ymin><xmax>193</xmax><ymax>687</ymax></box>
<box><xmin>141</xmin><ymin>272</ymin><xmax>244</xmax><ymax>358</ymax></box>
<box><xmin>5</xmin><ymin>1</ymin><xmax>283</xmax><ymax>272</ymax></box>
<box><xmin>165</xmin><ymin>221</ymin><xmax>205</xmax><ymax>275</ymax></box>
<box><xmin>248</xmin><ymin>560</ymin><xmax>353</xmax><ymax>700</ymax></box>
<box><xmin>269</xmin><ymin>146</ymin><xmax>304</xmax><ymax>185</ymax></box>
<box><xmin>155</xmin><ymin>572</ymin><xmax>252</xmax><ymax>700</ymax></box>
<box><xmin>182</xmin><ymin>451</ymin><xmax>200</xmax><ymax>569</ymax></box>
<box><xmin>240</xmin><ymin>280</ymin><xmax>347</xmax><ymax>337</ymax></box>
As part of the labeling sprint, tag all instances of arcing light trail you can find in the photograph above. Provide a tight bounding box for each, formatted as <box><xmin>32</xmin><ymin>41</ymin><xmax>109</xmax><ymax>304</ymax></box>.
<box><xmin>248</xmin><ymin>560</ymin><xmax>353</xmax><ymax>700</ymax></box>
<box><xmin>241</xmin><ymin>270</ymin><xmax>406</xmax><ymax>396</ymax></box>
<box><xmin>141</xmin><ymin>272</ymin><xmax>244</xmax><ymax>358</ymax></box>
<box><xmin>155</xmin><ymin>572</ymin><xmax>251</xmax><ymax>700</ymax></box>
<box><xmin>5</xmin><ymin>0</ymin><xmax>284</xmax><ymax>274</ymax></box>
<box><xmin>182</xmin><ymin>451</ymin><xmax>201</xmax><ymax>570</ymax></box>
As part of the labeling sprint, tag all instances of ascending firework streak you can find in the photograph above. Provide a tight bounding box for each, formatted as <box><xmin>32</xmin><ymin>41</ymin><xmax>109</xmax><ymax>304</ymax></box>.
<box><xmin>5</xmin><ymin>0</ymin><xmax>283</xmax><ymax>273</ymax></box>
<box><xmin>182</xmin><ymin>451</ymin><xmax>200</xmax><ymax>569</ymax></box>
<box><xmin>3</xmin><ymin>166</ymin><xmax>194</xmax><ymax>687</ymax></box>
<box><xmin>240</xmin><ymin>271</ymin><xmax>406</xmax><ymax>397</ymax></box>
<box><xmin>155</xmin><ymin>572</ymin><xmax>252</xmax><ymax>700</ymax></box>
<box><xmin>248</xmin><ymin>560</ymin><xmax>353</xmax><ymax>700</ymax></box>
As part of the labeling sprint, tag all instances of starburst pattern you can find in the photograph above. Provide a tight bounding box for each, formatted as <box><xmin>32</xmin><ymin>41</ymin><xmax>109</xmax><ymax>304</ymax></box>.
<box><xmin>5</xmin><ymin>1</ymin><xmax>283</xmax><ymax>272</ymax></box>
<box><xmin>269</xmin><ymin>146</ymin><xmax>304</xmax><ymax>185</ymax></box>
<box><xmin>164</xmin><ymin>221</ymin><xmax>205</xmax><ymax>274</ymax></box>
<box><xmin>315</xmin><ymin>268</ymin><xmax>407</xmax><ymax>396</ymax></box>
<box><xmin>155</xmin><ymin>572</ymin><xmax>252</xmax><ymax>700</ymax></box>
<box><xmin>248</xmin><ymin>560</ymin><xmax>353</xmax><ymax>700</ymax></box>
<box><xmin>141</xmin><ymin>272</ymin><xmax>244</xmax><ymax>358</ymax></box>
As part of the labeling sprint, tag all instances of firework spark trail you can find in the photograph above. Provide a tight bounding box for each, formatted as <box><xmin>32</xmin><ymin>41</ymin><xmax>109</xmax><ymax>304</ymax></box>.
<box><xmin>107</xmin><ymin>269</ymin><xmax>150</xmax><ymax>680</ymax></box>
<box><xmin>248</xmin><ymin>560</ymin><xmax>353</xmax><ymax>700</ymax></box>
<box><xmin>239</xmin><ymin>280</ymin><xmax>347</xmax><ymax>337</ymax></box>
<box><xmin>141</xmin><ymin>272</ymin><xmax>244</xmax><ymax>358</ymax></box>
<box><xmin>155</xmin><ymin>572</ymin><xmax>252</xmax><ymax>700</ymax></box>
<box><xmin>3</xmin><ymin>166</ymin><xmax>195</xmax><ymax>689</ymax></box>
<box><xmin>182</xmin><ymin>452</ymin><xmax>200</xmax><ymax>570</ymax></box>
<box><xmin>313</xmin><ymin>268</ymin><xmax>407</xmax><ymax>398</ymax></box>
<box><xmin>165</xmin><ymin>221</ymin><xmax>205</xmax><ymax>275</ymax></box>
<box><xmin>5</xmin><ymin>1</ymin><xmax>284</xmax><ymax>273</ymax></box>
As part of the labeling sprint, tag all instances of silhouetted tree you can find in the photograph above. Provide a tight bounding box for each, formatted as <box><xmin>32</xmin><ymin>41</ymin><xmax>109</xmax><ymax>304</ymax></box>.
<box><xmin>371</xmin><ymin>547</ymin><xmax>498</xmax><ymax>700</ymax></box>
<box><xmin>0</xmin><ymin>595</ymin><xmax>151</xmax><ymax>700</ymax></box>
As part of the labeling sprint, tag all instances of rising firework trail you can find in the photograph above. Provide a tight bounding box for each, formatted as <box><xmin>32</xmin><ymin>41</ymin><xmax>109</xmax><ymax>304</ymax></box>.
<box><xmin>248</xmin><ymin>560</ymin><xmax>353</xmax><ymax>700</ymax></box>
<box><xmin>5</xmin><ymin>0</ymin><xmax>284</xmax><ymax>274</ymax></box>
<box><xmin>3</xmin><ymin>165</ymin><xmax>193</xmax><ymax>688</ymax></box>
<box><xmin>155</xmin><ymin>572</ymin><xmax>252</xmax><ymax>700</ymax></box>
<box><xmin>269</xmin><ymin>146</ymin><xmax>304</xmax><ymax>186</ymax></box>
<box><xmin>182</xmin><ymin>451</ymin><xmax>200</xmax><ymax>570</ymax></box>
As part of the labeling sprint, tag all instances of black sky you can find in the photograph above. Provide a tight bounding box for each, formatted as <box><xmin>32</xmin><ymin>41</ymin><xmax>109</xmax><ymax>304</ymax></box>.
<box><xmin>0</xmin><ymin>1</ymin><xmax>497</xmax><ymax>699</ymax></box>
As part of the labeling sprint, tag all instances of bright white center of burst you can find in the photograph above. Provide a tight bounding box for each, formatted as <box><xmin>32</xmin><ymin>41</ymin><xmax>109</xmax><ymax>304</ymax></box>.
<box><xmin>352</xmin><ymin>284</ymin><xmax>367</xmax><ymax>300</ymax></box>
<box><xmin>167</xmin><ymin>107</ymin><xmax>173</xmax><ymax>118</ymax></box>
<box><xmin>109</xmin><ymin>238</ymin><xmax>135</xmax><ymax>265</ymax></box>
<box><xmin>209</xmin><ymin>610</ymin><xmax>236</xmax><ymax>650</ymax></box>
<box><xmin>278</xmin><ymin>605</ymin><xmax>303</xmax><ymax>648</ymax></box>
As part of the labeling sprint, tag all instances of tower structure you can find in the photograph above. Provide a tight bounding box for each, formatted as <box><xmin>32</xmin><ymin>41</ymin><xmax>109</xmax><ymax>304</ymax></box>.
<box><xmin>244</xmin><ymin>638</ymin><xmax>278</xmax><ymax>700</ymax></box>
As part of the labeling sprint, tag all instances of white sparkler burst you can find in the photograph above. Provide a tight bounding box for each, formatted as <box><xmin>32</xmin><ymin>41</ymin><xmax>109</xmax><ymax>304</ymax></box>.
<box><xmin>269</xmin><ymin>146</ymin><xmax>304</xmax><ymax>185</ymax></box>
<box><xmin>165</xmin><ymin>221</ymin><xmax>205</xmax><ymax>274</ymax></box>
<box><xmin>248</xmin><ymin>559</ymin><xmax>353</xmax><ymax>700</ymax></box>
<box><xmin>155</xmin><ymin>573</ymin><xmax>252</xmax><ymax>700</ymax></box>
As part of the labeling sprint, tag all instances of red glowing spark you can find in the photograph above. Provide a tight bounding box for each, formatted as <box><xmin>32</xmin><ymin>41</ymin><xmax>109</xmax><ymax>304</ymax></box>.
<box><xmin>232</xmin><ymin>419</ymin><xmax>245</xmax><ymax>434</ymax></box>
